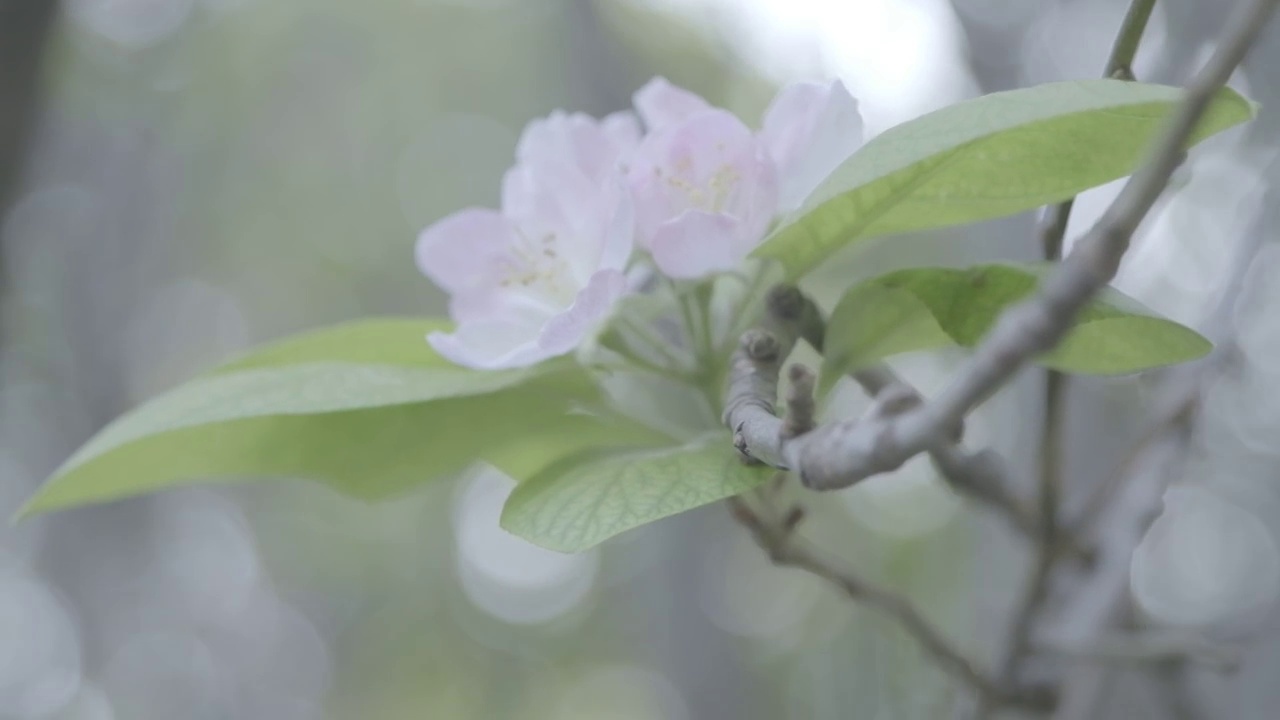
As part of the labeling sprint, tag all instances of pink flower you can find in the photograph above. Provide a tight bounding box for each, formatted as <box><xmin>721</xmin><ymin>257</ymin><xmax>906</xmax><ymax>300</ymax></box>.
<box><xmin>415</xmin><ymin>112</ymin><xmax>638</xmax><ymax>369</ymax></box>
<box><xmin>761</xmin><ymin>80</ymin><xmax>865</xmax><ymax>212</ymax></box>
<box><xmin>626</xmin><ymin>77</ymin><xmax>863</xmax><ymax>279</ymax></box>
<box><xmin>633</xmin><ymin>77</ymin><xmax>712</xmax><ymax>132</ymax></box>
<box><xmin>628</xmin><ymin>108</ymin><xmax>778</xmax><ymax>280</ymax></box>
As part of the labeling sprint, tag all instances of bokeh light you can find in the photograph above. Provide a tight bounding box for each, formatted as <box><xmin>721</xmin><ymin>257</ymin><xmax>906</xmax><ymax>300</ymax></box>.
<box><xmin>0</xmin><ymin>564</ymin><xmax>82</xmax><ymax>717</ymax></box>
<box><xmin>1130</xmin><ymin>484</ymin><xmax>1280</xmax><ymax>627</ymax></box>
<box><xmin>452</xmin><ymin>469</ymin><xmax>600</xmax><ymax>625</ymax></box>
<box><xmin>4</xmin><ymin>1</ymin><xmax>1280</xmax><ymax>717</ymax></box>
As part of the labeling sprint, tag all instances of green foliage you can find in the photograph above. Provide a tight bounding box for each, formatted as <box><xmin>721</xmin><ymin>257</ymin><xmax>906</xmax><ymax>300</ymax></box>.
<box><xmin>17</xmin><ymin>319</ymin><xmax>659</xmax><ymax>517</ymax></box>
<box><xmin>23</xmin><ymin>76</ymin><xmax>1259</xmax><ymax>551</ymax></box>
<box><xmin>214</xmin><ymin>317</ymin><xmax>458</xmax><ymax>372</ymax></box>
<box><xmin>500</xmin><ymin>435</ymin><xmax>771</xmax><ymax>552</ymax></box>
<box><xmin>755</xmin><ymin>80</ymin><xmax>1255</xmax><ymax>278</ymax></box>
<box><xmin>821</xmin><ymin>264</ymin><xmax>1212</xmax><ymax>392</ymax></box>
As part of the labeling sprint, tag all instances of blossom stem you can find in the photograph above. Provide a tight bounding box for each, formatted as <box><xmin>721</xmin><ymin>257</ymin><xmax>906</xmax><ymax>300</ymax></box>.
<box><xmin>722</xmin><ymin>264</ymin><xmax>770</xmax><ymax>353</ymax></box>
<box><xmin>618</xmin><ymin>316</ymin><xmax>690</xmax><ymax>371</ymax></box>
<box><xmin>676</xmin><ymin>285</ymin><xmax>706</xmax><ymax>360</ymax></box>
<box><xmin>694</xmin><ymin>281</ymin><xmax>716</xmax><ymax>363</ymax></box>
<box><xmin>598</xmin><ymin>356</ymin><xmax>689</xmax><ymax>383</ymax></box>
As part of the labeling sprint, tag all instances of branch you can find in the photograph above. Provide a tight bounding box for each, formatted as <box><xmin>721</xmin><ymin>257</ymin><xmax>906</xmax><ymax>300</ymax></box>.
<box><xmin>1052</xmin><ymin>185</ymin><xmax>1276</xmax><ymax>719</ymax></box>
<box><xmin>993</xmin><ymin>0</ymin><xmax>1160</xmax><ymax>701</ymax></box>
<box><xmin>1103</xmin><ymin>0</ymin><xmax>1158</xmax><ymax>80</ymax></box>
<box><xmin>1039</xmin><ymin>630</ymin><xmax>1241</xmax><ymax>673</ymax></box>
<box><xmin>724</xmin><ymin>293</ymin><xmax>1051</xmax><ymax>709</ymax></box>
<box><xmin>727</xmin><ymin>0</ymin><xmax>1275</xmax><ymax>495</ymax></box>
<box><xmin>727</xmin><ymin>399</ymin><xmax>1044</xmax><ymax>707</ymax></box>
<box><xmin>727</xmin><ymin>483</ymin><xmax>1048</xmax><ymax>710</ymax></box>
<box><xmin>727</xmin><ymin>287</ymin><xmax>1092</xmax><ymax>561</ymax></box>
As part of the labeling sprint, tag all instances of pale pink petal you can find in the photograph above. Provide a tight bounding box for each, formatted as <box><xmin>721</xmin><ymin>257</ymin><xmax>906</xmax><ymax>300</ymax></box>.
<box><xmin>602</xmin><ymin>111</ymin><xmax>643</xmax><ymax>162</ymax></box>
<box><xmin>516</xmin><ymin>110</ymin><xmax>640</xmax><ymax>184</ymax></box>
<box><xmin>761</xmin><ymin>79</ymin><xmax>864</xmax><ymax>211</ymax></box>
<box><xmin>501</xmin><ymin>160</ymin><xmax>633</xmax><ymax>286</ymax></box>
<box><xmin>538</xmin><ymin>269</ymin><xmax>629</xmax><ymax>355</ymax></box>
<box><xmin>627</xmin><ymin>109</ymin><xmax>778</xmax><ymax>248</ymax></box>
<box><xmin>501</xmin><ymin>160</ymin><xmax>598</xmax><ymax>240</ymax></box>
<box><xmin>415</xmin><ymin>209</ymin><xmax>517</xmax><ymax>294</ymax></box>
<box><xmin>427</xmin><ymin>318</ymin><xmax>546</xmax><ymax>370</ymax></box>
<box><xmin>447</xmin><ymin>287</ymin><xmax>559</xmax><ymax>325</ymax></box>
<box><xmin>632</xmin><ymin>77</ymin><xmax>713</xmax><ymax>132</ymax></box>
<box><xmin>598</xmin><ymin>174</ymin><xmax>636</xmax><ymax>273</ymax></box>
<box><xmin>649</xmin><ymin>210</ymin><xmax>743</xmax><ymax>280</ymax></box>
<box><xmin>422</xmin><ymin>105</ymin><xmax>649</xmax><ymax>368</ymax></box>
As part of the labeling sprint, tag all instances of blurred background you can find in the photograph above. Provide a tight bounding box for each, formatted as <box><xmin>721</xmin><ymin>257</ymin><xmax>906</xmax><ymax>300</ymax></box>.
<box><xmin>2</xmin><ymin>0</ymin><xmax>1280</xmax><ymax>718</ymax></box>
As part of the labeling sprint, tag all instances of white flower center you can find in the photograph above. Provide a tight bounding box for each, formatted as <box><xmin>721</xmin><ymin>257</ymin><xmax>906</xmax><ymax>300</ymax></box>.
<box><xmin>496</xmin><ymin>231</ymin><xmax>579</xmax><ymax>309</ymax></box>
<box><xmin>659</xmin><ymin>155</ymin><xmax>741</xmax><ymax>214</ymax></box>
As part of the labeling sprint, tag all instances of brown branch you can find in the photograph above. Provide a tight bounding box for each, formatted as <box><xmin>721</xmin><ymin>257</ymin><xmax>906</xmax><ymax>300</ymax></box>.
<box><xmin>982</xmin><ymin>5</ymin><xmax>1163</xmax><ymax>710</ymax></box>
<box><xmin>727</xmin><ymin>286</ymin><xmax>1091</xmax><ymax>561</ymax></box>
<box><xmin>1103</xmin><ymin>0</ymin><xmax>1158</xmax><ymax>81</ymax></box>
<box><xmin>723</xmin><ymin>3</ymin><xmax>1276</xmax><ymax>714</ymax></box>
<box><xmin>726</xmin><ymin>0</ymin><xmax>1275</xmax><ymax>499</ymax></box>
<box><xmin>1053</xmin><ymin>179</ymin><xmax>1276</xmax><ymax>720</ymax></box>
<box><xmin>1038</xmin><ymin>630</ymin><xmax>1241</xmax><ymax>673</ymax></box>
<box><xmin>724</xmin><ymin>292</ymin><xmax>1051</xmax><ymax>710</ymax></box>
<box><xmin>727</xmin><ymin>487</ymin><xmax>1048</xmax><ymax>710</ymax></box>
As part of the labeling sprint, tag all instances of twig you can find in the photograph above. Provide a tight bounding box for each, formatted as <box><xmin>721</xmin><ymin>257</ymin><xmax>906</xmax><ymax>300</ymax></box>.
<box><xmin>729</xmin><ymin>492</ymin><xmax>1046</xmax><ymax>707</ymax></box>
<box><xmin>726</xmin><ymin>287</ymin><xmax>1081</xmax><ymax>556</ymax></box>
<box><xmin>992</xmin><ymin>0</ymin><xmax>1156</xmax><ymax>676</ymax></box>
<box><xmin>724</xmin><ymin>295</ymin><xmax>1050</xmax><ymax>710</ymax></box>
<box><xmin>1103</xmin><ymin>0</ymin><xmax>1158</xmax><ymax>80</ymax></box>
<box><xmin>727</xmin><ymin>468</ymin><xmax>1043</xmax><ymax>707</ymax></box>
<box><xmin>850</xmin><ymin>362</ymin><xmax>1098</xmax><ymax>564</ymax></box>
<box><xmin>1053</xmin><ymin>186</ymin><xmax>1275</xmax><ymax>720</ymax></box>
<box><xmin>723</xmin><ymin>2</ymin><xmax>1275</xmax><ymax>714</ymax></box>
<box><xmin>1046</xmin><ymin>6</ymin><xmax>1278</xmax><ymax>714</ymax></box>
<box><xmin>1038</xmin><ymin>630</ymin><xmax>1241</xmax><ymax>672</ymax></box>
<box><xmin>725</xmin><ymin>0</ymin><xmax>1275</xmax><ymax>496</ymax></box>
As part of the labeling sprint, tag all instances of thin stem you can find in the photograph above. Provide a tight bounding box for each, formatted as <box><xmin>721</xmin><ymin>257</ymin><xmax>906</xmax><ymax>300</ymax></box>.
<box><xmin>781</xmin><ymin>542</ymin><xmax>1048</xmax><ymax>708</ymax></box>
<box><xmin>986</xmin><ymin>0</ymin><xmax>1157</xmax><ymax>705</ymax></box>
<box><xmin>722</xmin><ymin>265</ymin><xmax>770</xmax><ymax>351</ymax></box>
<box><xmin>726</xmin><ymin>491</ymin><xmax>1050</xmax><ymax>711</ymax></box>
<box><xmin>676</xmin><ymin>287</ymin><xmax>704</xmax><ymax>359</ymax></box>
<box><xmin>601</xmin><ymin>351</ymin><xmax>689</xmax><ymax>384</ymax></box>
<box><xmin>1104</xmin><ymin>0</ymin><xmax>1158</xmax><ymax>80</ymax></box>
<box><xmin>618</xmin><ymin>316</ymin><xmax>689</xmax><ymax>370</ymax></box>
<box><xmin>1041</xmin><ymin>198</ymin><xmax>1074</xmax><ymax>260</ymax></box>
<box><xmin>1000</xmin><ymin>371</ymin><xmax>1067</xmax><ymax>677</ymax></box>
<box><xmin>695</xmin><ymin>282</ymin><xmax>716</xmax><ymax>365</ymax></box>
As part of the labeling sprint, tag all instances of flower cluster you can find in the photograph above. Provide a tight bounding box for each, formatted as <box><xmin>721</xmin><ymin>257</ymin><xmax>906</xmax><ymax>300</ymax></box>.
<box><xmin>416</xmin><ymin>77</ymin><xmax>863</xmax><ymax>369</ymax></box>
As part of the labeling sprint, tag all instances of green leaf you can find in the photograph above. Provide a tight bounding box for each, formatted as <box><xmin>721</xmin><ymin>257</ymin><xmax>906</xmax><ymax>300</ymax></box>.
<box><xmin>213</xmin><ymin>317</ymin><xmax>453</xmax><ymax>372</ymax></box>
<box><xmin>18</xmin><ymin>318</ymin><xmax>658</xmax><ymax>518</ymax></box>
<box><xmin>501</xmin><ymin>435</ymin><xmax>770</xmax><ymax>552</ymax></box>
<box><xmin>755</xmin><ymin>80</ymin><xmax>1256</xmax><ymax>278</ymax></box>
<box><xmin>821</xmin><ymin>264</ymin><xmax>1211</xmax><ymax>391</ymax></box>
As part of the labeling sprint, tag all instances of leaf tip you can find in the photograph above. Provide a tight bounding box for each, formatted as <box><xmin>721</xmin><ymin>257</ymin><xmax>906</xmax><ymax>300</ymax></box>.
<box><xmin>10</xmin><ymin>494</ymin><xmax>47</xmax><ymax>525</ymax></box>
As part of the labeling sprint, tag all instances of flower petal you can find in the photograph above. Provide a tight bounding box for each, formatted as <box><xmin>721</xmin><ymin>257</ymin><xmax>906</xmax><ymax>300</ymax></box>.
<box><xmin>415</xmin><ymin>208</ymin><xmax>518</xmax><ymax>294</ymax></box>
<box><xmin>598</xmin><ymin>174</ymin><xmax>636</xmax><ymax>273</ymax></box>
<box><xmin>627</xmin><ymin>109</ymin><xmax>778</xmax><ymax>251</ymax></box>
<box><xmin>516</xmin><ymin>110</ymin><xmax>640</xmax><ymax>184</ymax></box>
<box><xmin>427</xmin><ymin>319</ymin><xmax>545</xmax><ymax>370</ymax></box>
<box><xmin>761</xmin><ymin>79</ymin><xmax>864</xmax><ymax>211</ymax></box>
<box><xmin>538</xmin><ymin>269</ymin><xmax>630</xmax><ymax>356</ymax></box>
<box><xmin>502</xmin><ymin>160</ymin><xmax>634</xmax><ymax>288</ymax></box>
<box><xmin>633</xmin><ymin>77</ymin><xmax>712</xmax><ymax>132</ymax></box>
<box><xmin>447</xmin><ymin>287</ymin><xmax>559</xmax><ymax>325</ymax></box>
<box><xmin>602</xmin><ymin>111</ymin><xmax>643</xmax><ymax>161</ymax></box>
<box><xmin>502</xmin><ymin>160</ymin><xmax>599</xmax><ymax>240</ymax></box>
<box><xmin>649</xmin><ymin>210</ymin><xmax>743</xmax><ymax>280</ymax></box>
